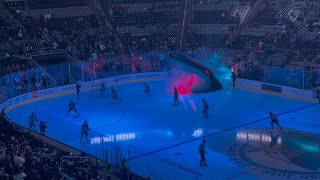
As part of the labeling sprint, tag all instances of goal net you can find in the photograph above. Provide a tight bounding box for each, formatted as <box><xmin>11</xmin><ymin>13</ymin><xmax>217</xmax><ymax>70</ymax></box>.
<box><xmin>91</xmin><ymin>83</ymin><xmax>110</xmax><ymax>97</ymax></box>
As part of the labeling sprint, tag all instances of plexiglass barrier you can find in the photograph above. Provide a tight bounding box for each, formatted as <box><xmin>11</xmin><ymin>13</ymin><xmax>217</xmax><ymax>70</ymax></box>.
<box><xmin>237</xmin><ymin>63</ymin><xmax>320</xmax><ymax>90</ymax></box>
<box><xmin>0</xmin><ymin>51</ymin><xmax>170</xmax><ymax>103</ymax></box>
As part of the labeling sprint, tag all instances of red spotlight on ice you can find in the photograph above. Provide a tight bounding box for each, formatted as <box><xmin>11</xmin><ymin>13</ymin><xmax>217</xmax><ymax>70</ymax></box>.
<box><xmin>173</xmin><ymin>73</ymin><xmax>204</xmax><ymax>95</ymax></box>
<box><xmin>179</xmin><ymin>74</ymin><xmax>194</xmax><ymax>94</ymax></box>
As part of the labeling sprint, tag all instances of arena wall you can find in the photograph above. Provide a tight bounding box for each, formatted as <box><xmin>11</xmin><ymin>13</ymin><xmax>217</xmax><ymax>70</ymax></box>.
<box><xmin>1</xmin><ymin>71</ymin><xmax>172</xmax><ymax>111</ymax></box>
<box><xmin>1</xmin><ymin>72</ymin><xmax>316</xmax><ymax>112</ymax></box>
<box><xmin>236</xmin><ymin>78</ymin><xmax>318</xmax><ymax>102</ymax></box>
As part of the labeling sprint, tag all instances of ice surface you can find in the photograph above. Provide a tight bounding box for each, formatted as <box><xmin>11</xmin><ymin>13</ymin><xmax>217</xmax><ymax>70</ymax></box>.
<box><xmin>7</xmin><ymin>80</ymin><xmax>320</xmax><ymax>180</ymax></box>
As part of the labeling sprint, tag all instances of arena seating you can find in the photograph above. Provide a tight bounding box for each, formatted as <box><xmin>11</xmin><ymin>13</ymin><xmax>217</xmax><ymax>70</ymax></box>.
<box><xmin>188</xmin><ymin>1</ymin><xmax>238</xmax><ymax>49</ymax></box>
<box><xmin>1</xmin><ymin>0</ymin><xmax>319</xmax><ymax>71</ymax></box>
<box><xmin>0</xmin><ymin>112</ymin><xmax>99</xmax><ymax>179</ymax></box>
<box><xmin>26</xmin><ymin>0</ymin><xmax>88</xmax><ymax>10</ymax></box>
<box><xmin>15</xmin><ymin>13</ymin><xmax>118</xmax><ymax>60</ymax></box>
<box><xmin>0</xmin><ymin>5</ymin><xmax>39</xmax><ymax>77</ymax></box>
<box><xmin>0</xmin><ymin>56</ymin><xmax>35</xmax><ymax>77</ymax></box>
<box><xmin>102</xmin><ymin>0</ymin><xmax>180</xmax><ymax>52</ymax></box>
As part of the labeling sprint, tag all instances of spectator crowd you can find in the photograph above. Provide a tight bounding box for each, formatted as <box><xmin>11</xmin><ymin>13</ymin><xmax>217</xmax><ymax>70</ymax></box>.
<box><xmin>0</xmin><ymin>108</ymin><xmax>101</xmax><ymax>180</ymax></box>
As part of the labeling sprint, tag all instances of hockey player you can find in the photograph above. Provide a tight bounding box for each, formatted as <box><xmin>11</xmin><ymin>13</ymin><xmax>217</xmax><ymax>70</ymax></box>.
<box><xmin>111</xmin><ymin>87</ymin><xmax>120</xmax><ymax>103</ymax></box>
<box><xmin>80</xmin><ymin>120</ymin><xmax>91</xmax><ymax>143</ymax></box>
<box><xmin>39</xmin><ymin>120</ymin><xmax>47</xmax><ymax>135</ymax></box>
<box><xmin>199</xmin><ymin>139</ymin><xmax>207</xmax><ymax>167</ymax></box>
<box><xmin>0</xmin><ymin>108</ymin><xmax>10</xmax><ymax>124</ymax></box>
<box><xmin>144</xmin><ymin>82</ymin><xmax>152</xmax><ymax>96</ymax></box>
<box><xmin>100</xmin><ymin>83</ymin><xmax>106</xmax><ymax>96</ymax></box>
<box><xmin>269</xmin><ymin>112</ymin><xmax>282</xmax><ymax>130</ymax></box>
<box><xmin>231</xmin><ymin>71</ymin><xmax>237</xmax><ymax>87</ymax></box>
<box><xmin>202</xmin><ymin>98</ymin><xmax>209</xmax><ymax>118</ymax></box>
<box><xmin>28</xmin><ymin>112</ymin><xmax>38</xmax><ymax>129</ymax></box>
<box><xmin>173</xmin><ymin>87</ymin><xmax>179</xmax><ymax>105</ymax></box>
<box><xmin>76</xmin><ymin>83</ymin><xmax>81</xmax><ymax>100</ymax></box>
<box><xmin>0</xmin><ymin>107</ymin><xmax>6</xmax><ymax>121</ymax></box>
<box><xmin>269</xmin><ymin>132</ymin><xmax>279</xmax><ymax>149</ymax></box>
<box><xmin>66</xmin><ymin>100</ymin><xmax>80</xmax><ymax>117</ymax></box>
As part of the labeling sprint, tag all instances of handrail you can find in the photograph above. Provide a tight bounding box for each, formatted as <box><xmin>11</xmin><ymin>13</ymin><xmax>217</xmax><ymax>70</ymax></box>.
<box><xmin>230</xmin><ymin>2</ymin><xmax>239</xmax><ymax>17</ymax></box>
<box><xmin>240</xmin><ymin>6</ymin><xmax>252</xmax><ymax>26</ymax></box>
<box><xmin>295</xmin><ymin>20</ymin><xmax>301</xmax><ymax>28</ymax></box>
<box><xmin>283</xmin><ymin>3</ymin><xmax>295</xmax><ymax>17</ymax></box>
<box><xmin>253</xmin><ymin>0</ymin><xmax>261</xmax><ymax>13</ymax></box>
<box><xmin>178</xmin><ymin>0</ymin><xmax>188</xmax><ymax>50</ymax></box>
<box><xmin>27</xmin><ymin>48</ymin><xmax>67</xmax><ymax>57</ymax></box>
<box><xmin>301</xmin><ymin>11</ymin><xmax>314</xmax><ymax>28</ymax></box>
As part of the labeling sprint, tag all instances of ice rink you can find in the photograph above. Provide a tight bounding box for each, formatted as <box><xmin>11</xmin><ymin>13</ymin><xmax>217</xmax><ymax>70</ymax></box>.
<box><xmin>6</xmin><ymin>79</ymin><xmax>320</xmax><ymax>180</ymax></box>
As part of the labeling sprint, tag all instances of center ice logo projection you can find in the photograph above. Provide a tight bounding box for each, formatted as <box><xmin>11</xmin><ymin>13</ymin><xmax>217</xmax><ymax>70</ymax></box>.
<box><xmin>227</xmin><ymin>129</ymin><xmax>320</xmax><ymax>179</ymax></box>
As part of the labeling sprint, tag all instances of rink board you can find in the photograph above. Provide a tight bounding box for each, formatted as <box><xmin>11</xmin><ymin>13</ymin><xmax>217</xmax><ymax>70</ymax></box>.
<box><xmin>236</xmin><ymin>78</ymin><xmax>317</xmax><ymax>102</ymax></box>
<box><xmin>1</xmin><ymin>71</ymin><xmax>172</xmax><ymax>111</ymax></box>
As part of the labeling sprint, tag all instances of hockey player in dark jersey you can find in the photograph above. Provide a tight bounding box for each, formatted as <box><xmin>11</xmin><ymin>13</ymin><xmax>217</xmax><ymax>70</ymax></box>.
<box><xmin>66</xmin><ymin>100</ymin><xmax>80</xmax><ymax>116</ymax></box>
<box><xmin>202</xmin><ymin>98</ymin><xmax>209</xmax><ymax>118</ymax></box>
<box><xmin>80</xmin><ymin>120</ymin><xmax>91</xmax><ymax>143</ymax></box>
<box><xmin>111</xmin><ymin>87</ymin><xmax>120</xmax><ymax>103</ymax></box>
<box><xmin>173</xmin><ymin>87</ymin><xmax>179</xmax><ymax>105</ymax></box>
<box><xmin>29</xmin><ymin>112</ymin><xmax>38</xmax><ymax>129</ymax></box>
<box><xmin>269</xmin><ymin>132</ymin><xmax>280</xmax><ymax>148</ymax></box>
<box><xmin>231</xmin><ymin>70</ymin><xmax>237</xmax><ymax>87</ymax></box>
<box><xmin>100</xmin><ymin>83</ymin><xmax>106</xmax><ymax>96</ymax></box>
<box><xmin>39</xmin><ymin>120</ymin><xmax>47</xmax><ymax>135</ymax></box>
<box><xmin>76</xmin><ymin>83</ymin><xmax>81</xmax><ymax>100</ymax></box>
<box><xmin>0</xmin><ymin>108</ymin><xmax>6</xmax><ymax>121</ymax></box>
<box><xmin>199</xmin><ymin>139</ymin><xmax>207</xmax><ymax>167</ymax></box>
<box><xmin>269</xmin><ymin>112</ymin><xmax>282</xmax><ymax>130</ymax></box>
<box><xmin>144</xmin><ymin>82</ymin><xmax>152</xmax><ymax>96</ymax></box>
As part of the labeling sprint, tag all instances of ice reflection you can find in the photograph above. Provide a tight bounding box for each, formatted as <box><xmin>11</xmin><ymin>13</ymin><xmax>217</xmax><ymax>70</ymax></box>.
<box><xmin>237</xmin><ymin>131</ymin><xmax>281</xmax><ymax>144</ymax></box>
<box><xmin>91</xmin><ymin>133</ymin><xmax>136</xmax><ymax>144</ymax></box>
